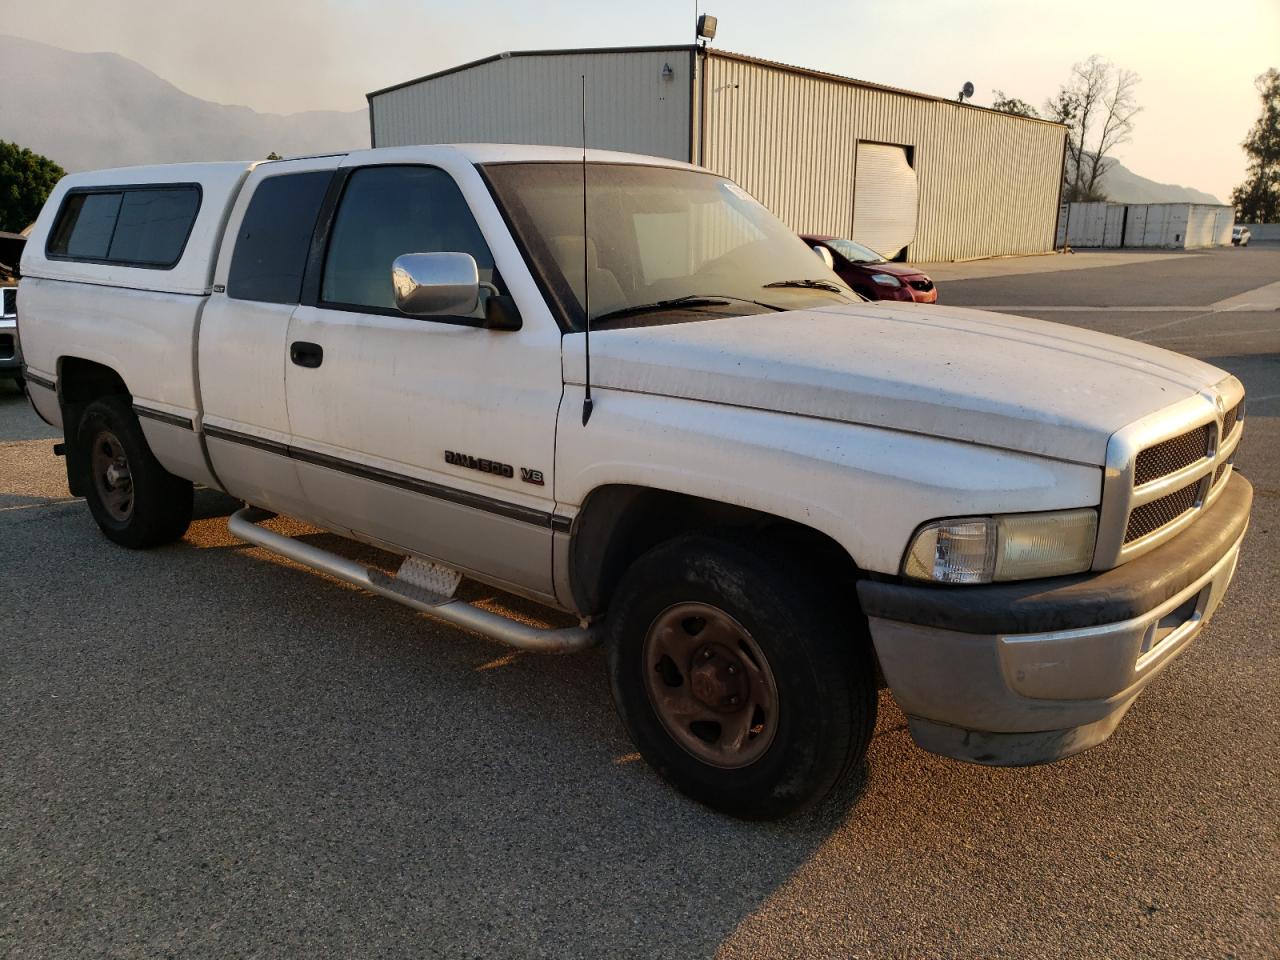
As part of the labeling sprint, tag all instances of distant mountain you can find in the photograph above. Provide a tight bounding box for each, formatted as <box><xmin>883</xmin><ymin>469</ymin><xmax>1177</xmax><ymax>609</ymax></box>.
<box><xmin>1098</xmin><ymin>159</ymin><xmax>1222</xmax><ymax>205</ymax></box>
<box><xmin>0</xmin><ymin>35</ymin><xmax>367</xmax><ymax>172</ymax></box>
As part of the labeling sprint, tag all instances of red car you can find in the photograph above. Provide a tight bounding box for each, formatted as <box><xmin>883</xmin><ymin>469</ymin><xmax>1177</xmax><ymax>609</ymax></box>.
<box><xmin>801</xmin><ymin>234</ymin><xmax>938</xmax><ymax>303</ymax></box>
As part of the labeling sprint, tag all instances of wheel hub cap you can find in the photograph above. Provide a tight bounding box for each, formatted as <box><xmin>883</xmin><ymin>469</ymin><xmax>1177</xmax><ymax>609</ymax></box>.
<box><xmin>641</xmin><ymin>602</ymin><xmax>779</xmax><ymax>769</ymax></box>
<box><xmin>688</xmin><ymin>646</ymin><xmax>749</xmax><ymax>712</ymax></box>
<box><xmin>104</xmin><ymin>462</ymin><xmax>130</xmax><ymax>489</ymax></box>
<box><xmin>90</xmin><ymin>429</ymin><xmax>134</xmax><ymax>522</ymax></box>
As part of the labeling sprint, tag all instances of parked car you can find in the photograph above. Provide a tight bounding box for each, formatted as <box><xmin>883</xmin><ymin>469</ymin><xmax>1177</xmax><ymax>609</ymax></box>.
<box><xmin>801</xmin><ymin>234</ymin><xmax>937</xmax><ymax>303</ymax></box>
<box><xmin>0</xmin><ymin>285</ymin><xmax>20</xmax><ymax>385</ymax></box>
<box><xmin>1232</xmin><ymin>225</ymin><xmax>1251</xmax><ymax>246</ymax></box>
<box><xmin>19</xmin><ymin>146</ymin><xmax>1250</xmax><ymax>819</ymax></box>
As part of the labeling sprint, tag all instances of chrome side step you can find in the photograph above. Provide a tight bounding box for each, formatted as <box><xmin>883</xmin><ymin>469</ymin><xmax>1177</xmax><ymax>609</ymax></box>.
<box><xmin>228</xmin><ymin>506</ymin><xmax>598</xmax><ymax>654</ymax></box>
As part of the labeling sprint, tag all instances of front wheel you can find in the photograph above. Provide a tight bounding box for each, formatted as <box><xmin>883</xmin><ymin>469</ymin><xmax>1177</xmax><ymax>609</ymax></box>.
<box><xmin>607</xmin><ymin>535</ymin><xmax>877</xmax><ymax>819</ymax></box>
<box><xmin>77</xmin><ymin>395</ymin><xmax>193</xmax><ymax>548</ymax></box>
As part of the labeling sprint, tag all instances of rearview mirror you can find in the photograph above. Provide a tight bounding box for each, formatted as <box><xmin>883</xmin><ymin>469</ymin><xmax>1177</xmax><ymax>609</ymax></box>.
<box><xmin>811</xmin><ymin>244</ymin><xmax>835</xmax><ymax>270</ymax></box>
<box><xmin>392</xmin><ymin>252</ymin><xmax>480</xmax><ymax>316</ymax></box>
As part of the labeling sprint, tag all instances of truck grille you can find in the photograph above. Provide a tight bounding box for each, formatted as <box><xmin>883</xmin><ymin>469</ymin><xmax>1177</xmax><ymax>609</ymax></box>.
<box><xmin>1221</xmin><ymin>401</ymin><xmax>1241</xmax><ymax>441</ymax></box>
<box><xmin>1099</xmin><ymin>383</ymin><xmax>1247</xmax><ymax>566</ymax></box>
<box><xmin>1125</xmin><ymin>479</ymin><xmax>1202</xmax><ymax>542</ymax></box>
<box><xmin>1133</xmin><ymin>425</ymin><xmax>1212</xmax><ymax>486</ymax></box>
<box><xmin>1</xmin><ymin>288</ymin><xmax>14</xmax><ymax>317</ymax></box>
<box><xmin>0</xmin><ymin>334</ymin><xmax>13</xmax><ymax>361</ymax></box>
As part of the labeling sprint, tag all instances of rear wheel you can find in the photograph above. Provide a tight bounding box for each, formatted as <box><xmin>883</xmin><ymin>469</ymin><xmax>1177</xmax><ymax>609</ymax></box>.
<box><xmin>78</xmin><ymin>396</ymin><xmax>192</xmax><ymax>548</ymax></box>
<box><xmin>607</xmin><ymin>534</ymin><xmax>877</xmax><ymax>819</ymax></box>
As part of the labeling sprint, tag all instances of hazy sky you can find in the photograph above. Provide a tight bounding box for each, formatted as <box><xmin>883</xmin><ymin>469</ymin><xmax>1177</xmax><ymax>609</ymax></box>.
<box><xmin>6</xmin><ymin>0</ymin><xmax>1277</xmax><ymax>201</ymax></box>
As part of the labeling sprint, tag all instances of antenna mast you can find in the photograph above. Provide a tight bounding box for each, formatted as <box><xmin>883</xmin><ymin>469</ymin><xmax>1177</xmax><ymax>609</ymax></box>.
<box><xmin>580</xmin><ymin>73</ymin><xmax>594</xmax><ymax>427</ymax></box>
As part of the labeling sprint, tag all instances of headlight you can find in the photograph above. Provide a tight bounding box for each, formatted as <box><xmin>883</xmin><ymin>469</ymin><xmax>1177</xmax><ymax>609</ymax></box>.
<box><xmin>903</xmin><ymin>509</ymin><xmax>1098</xmax><ymax>584</ymax></box>
<box><xmin>870</xmin><ymin>273</ymin><xmax>902</xmax><ymax>287</ymax></box>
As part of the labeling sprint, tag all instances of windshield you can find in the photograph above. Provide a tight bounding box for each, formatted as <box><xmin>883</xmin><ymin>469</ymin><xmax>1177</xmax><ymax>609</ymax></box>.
<box><xmin>824</xmin><ymin>237</ymin><xmax>887</xmax><ymax>264</ymax></box>
<box><xmin>483</xmin><ymin>162</ymin><xmax>856</xmax><ymax>331</ymax></box>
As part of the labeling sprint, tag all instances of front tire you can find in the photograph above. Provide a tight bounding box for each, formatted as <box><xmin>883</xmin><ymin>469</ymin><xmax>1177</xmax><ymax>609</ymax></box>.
<box><xmin>77</xmin><ymin>396</ymin><xmax>193</xmax><ymax>548</ymax></box>
<box><xmin>607</xmin><ymin>535</ymin><xmax>877</xmax><ymax>819</ymax></box>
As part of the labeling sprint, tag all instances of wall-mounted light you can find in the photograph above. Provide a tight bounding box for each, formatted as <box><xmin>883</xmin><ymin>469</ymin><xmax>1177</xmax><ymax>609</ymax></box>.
<box><xmin>697</xmin><ymin>14</ymin><xmax>717</xmax><ymax>43</ymax></box>
<box><xmin>661</xmin><ymin>63</ymin><xmax>674</xmax><ymax>81</ymax></box>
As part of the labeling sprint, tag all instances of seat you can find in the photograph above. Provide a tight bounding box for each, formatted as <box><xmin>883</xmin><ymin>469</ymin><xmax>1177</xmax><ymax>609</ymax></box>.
<box><xmin>548</xmin><ymin>236</ymin><xmax>628</xmax><ymax>318</ymax></box>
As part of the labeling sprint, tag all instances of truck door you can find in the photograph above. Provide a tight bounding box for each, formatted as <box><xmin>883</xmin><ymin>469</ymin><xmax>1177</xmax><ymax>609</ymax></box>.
<box><xmin>284</xmin><ymin>159</ymin><xmax>564</xmax><ymax>600</ymax></box>
<box><xmin>199</xmin><ymin>157</ymin><xmax>342</xmax><ymax>518</ymax></box>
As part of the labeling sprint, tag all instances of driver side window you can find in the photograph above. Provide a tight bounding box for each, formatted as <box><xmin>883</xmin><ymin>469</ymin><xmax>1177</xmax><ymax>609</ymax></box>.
<box><xmin>321</xmin><ymin>165</ymin><xmax>498</xmax><ymax>315</ymax></box>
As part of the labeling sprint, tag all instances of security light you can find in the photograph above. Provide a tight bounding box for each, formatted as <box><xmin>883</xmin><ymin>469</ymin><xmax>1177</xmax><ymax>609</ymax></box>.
<box><xmin>697</xmin><ymin>14</ymin><xmax>717</xmax><ymax>42</ymax></box>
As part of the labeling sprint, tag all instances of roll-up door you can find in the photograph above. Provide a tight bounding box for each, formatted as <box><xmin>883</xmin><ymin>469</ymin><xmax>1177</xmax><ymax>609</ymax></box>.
<box><xmin>852</xmin><ymin>143</ymin><xmax>918</xmax><ymax>260</ymax></box>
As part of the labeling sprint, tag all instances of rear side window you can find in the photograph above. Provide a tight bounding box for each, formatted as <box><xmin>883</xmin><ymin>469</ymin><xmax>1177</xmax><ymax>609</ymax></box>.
<box><xmin>227</xmin><ymin>171</ymin><xmax>332</xmax><ymax>304</ymax></box>
<box><xmin>47</xmin><ymin>185</ymin><xmax>201</xmax><ymax>268</ymax></box>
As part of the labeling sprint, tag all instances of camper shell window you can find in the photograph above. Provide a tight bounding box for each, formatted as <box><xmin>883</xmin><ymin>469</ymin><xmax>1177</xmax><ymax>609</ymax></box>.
<box><xmin>47</xmin><ymin>184</ymin><xmax>202</xmax><ymax>269</ymax></box>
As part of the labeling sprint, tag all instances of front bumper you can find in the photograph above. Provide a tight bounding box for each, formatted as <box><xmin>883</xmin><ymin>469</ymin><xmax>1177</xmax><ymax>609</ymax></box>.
<box><xmin>0</xmin><ymin>318</ymin><xmax>19</xmax><ymax>373</ymax></box>
<box><xmin>875</xmin><ymin>280</ymin><xmax>937</xmax><ymax>303</ymax></box>
<box><xmin>856</xmin><ymin>473</ymin><xmax>1252</xmax><ymax>765</ymax></box>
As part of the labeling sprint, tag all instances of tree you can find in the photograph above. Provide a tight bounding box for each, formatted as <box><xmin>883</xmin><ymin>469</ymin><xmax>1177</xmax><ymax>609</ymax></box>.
<box><xmin>0</xmin><ymin>141</ymin><xmax>65</xmax><ymax>233</ymax></box>
<box><xmin>1043</xmin><ymin>56</ymin><xmax>1141</xmax><ymax>202</ymax></box>
<box><xmin>1230</xmin><ymin>68</ymin><xmax>1280</xmax><ymax>223</ymax></box>
<box><xmin>992</xmin><ymin>90</ymin><xmax>1040</xmax><ymax>119</ymax></box>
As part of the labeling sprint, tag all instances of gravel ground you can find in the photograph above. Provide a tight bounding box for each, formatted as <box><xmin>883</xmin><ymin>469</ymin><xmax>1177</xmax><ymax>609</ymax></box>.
<box><xmin>1</xmin><ymin>246</ymin><xmax>1276</xmax><ymax>958</ymax></box>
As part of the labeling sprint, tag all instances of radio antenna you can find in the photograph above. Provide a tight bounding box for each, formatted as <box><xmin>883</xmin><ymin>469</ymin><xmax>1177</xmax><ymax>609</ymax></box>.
<box><xmin>580</xmin><ymin>73</ymin><xmax>594</xmax><ymax>427</ymax></box>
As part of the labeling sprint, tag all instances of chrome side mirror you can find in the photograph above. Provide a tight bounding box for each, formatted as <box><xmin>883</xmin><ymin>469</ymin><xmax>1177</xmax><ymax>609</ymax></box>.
<box><xmin>812</xmin><ymin>244</ymin><xmax>835</xmax><ymax>270</ymax></box>
<box><xmin>392</xmin><ymin>252</ymin><xmax>480</xmax><ymax>316</ymax></box>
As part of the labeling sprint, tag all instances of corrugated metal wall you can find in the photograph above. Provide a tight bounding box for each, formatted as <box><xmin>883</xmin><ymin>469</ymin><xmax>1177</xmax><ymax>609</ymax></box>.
<box><xmin>370</xmin><ymin>50</ymin><xmax>691</xmax><ymax>161</ymax></box>
<box><xmin>368</xmin><ymin>48</ymin><xmax>1066</xmax><ymax>263</ymax></box>
<box><xmin>699</xmin><ymin>54</ymin><xmax>1066</xmax><ymax>262</ymax></box>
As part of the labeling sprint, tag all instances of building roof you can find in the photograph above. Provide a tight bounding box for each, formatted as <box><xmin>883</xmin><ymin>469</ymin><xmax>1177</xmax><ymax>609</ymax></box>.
<box><xmin>345</xmin><ymin>142</ymin><xmax>700</xmax><ymax>168</ymax></box>
<box><xmin>366</xmin><ymin>44</ymin><xmax>1064</xmax><ymax>127</ymax></box>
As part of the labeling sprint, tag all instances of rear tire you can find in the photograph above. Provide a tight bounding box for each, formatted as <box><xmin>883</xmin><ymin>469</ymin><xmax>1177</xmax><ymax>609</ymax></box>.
<box><xmin>77</xmin><ymin>396</ymin><xmax>193</xmax><ymax>548</ymax></box>
<box><xmin>606</xmin><ymin>534</ymin><xmax>877</xmax><ymax>819</ymax></box>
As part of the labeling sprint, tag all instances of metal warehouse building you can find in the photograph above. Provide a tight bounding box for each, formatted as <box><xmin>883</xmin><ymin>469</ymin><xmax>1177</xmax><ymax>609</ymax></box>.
<box><xmin>368</xmin><ymin>46</ymin><xmax>1067</xmax><ymax>263</ymax></box>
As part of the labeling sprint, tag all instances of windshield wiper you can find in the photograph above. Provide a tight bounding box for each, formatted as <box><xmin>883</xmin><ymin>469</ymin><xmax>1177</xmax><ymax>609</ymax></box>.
<box><xmin>591</xmin><ymin>294</ymin><xmax>784</xmax><ymax>325</ymax></box>
<box><xmin>762</xmin><ymin>279</ymin><xmax>847</xmax><ymax>294</ymax></box>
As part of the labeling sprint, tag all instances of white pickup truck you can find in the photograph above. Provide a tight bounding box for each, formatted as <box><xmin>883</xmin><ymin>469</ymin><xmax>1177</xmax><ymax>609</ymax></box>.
<box><xmin>18</xmin><ymin>145</ymin><xmax>1251</xmax><ymax>819</ymax></box>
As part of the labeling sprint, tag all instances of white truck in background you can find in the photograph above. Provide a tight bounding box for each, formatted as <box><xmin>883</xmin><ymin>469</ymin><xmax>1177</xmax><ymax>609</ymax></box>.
<box><xmin>17</xmin><ymin>145</ymin><xmax>1251</xmax><ymax>819</ymax></box>
<box><xmin>1</xmin><ymin>284</ymin><xmax>20</xmax><ymax>384</ymax></box>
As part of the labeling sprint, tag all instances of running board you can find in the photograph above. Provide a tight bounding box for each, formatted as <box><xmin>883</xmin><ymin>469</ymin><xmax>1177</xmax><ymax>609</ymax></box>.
<box><xmin>228</xmin><ymin>506</ymin><xmax>597</xmax><ymax>654</ymax></box>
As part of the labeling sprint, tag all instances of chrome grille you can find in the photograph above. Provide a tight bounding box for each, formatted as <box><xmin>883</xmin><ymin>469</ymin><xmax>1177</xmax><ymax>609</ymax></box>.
<box><xmin>1125</xmin><ymin>480</ymin><xmax>1202</xmax><ymax>543</ymax></box>
<box><xmin>1</xmin><ymin>288</ymin><xmax>15</xmax><ymax>317</ymax></box>
<box><xmin>1221</xmin><ymin>401</ymin><xmax>1241</xmax><ymax>440</ymax></box>
<box><xmin>1133</xmin><ymin>425</ymin><xmax>1212</xmax><ymax>486</ymax></box>
<box><xmin>1098</xmin><ymin>383</ymin><xmax>1247</xmax><ymax>568</ymax></box>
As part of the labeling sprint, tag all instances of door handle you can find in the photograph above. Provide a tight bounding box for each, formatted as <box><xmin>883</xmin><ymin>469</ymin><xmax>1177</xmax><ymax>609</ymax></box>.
<box><xmin>290</xmin><ymin>341</ymin><xmax>323</xmax><ymax>368</ymax></box>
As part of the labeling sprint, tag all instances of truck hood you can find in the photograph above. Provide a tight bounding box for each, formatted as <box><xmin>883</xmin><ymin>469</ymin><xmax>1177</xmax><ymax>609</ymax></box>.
<box><xmin>562</xmin><ymin>302</ymin><xmax>1232</xmax><ymax>466</ymax></box>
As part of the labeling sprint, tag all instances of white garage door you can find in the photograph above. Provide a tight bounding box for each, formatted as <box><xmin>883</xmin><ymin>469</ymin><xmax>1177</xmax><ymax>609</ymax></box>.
<box><xmin>852</xmin><ymin>144</ymin><xmax>918</xmax><ymax>260</ymax></box>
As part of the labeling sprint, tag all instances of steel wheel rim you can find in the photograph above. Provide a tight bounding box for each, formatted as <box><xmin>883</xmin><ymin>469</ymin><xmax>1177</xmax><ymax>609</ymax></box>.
<box><xmin>641</xmin><ymin>602</ymin><xmax>779</xmax><ymax>769</ymax></box>
<box><xmin>91</xmin><ymin>429</ymin><xmax>133</xmax><ymax>522</ymax></box>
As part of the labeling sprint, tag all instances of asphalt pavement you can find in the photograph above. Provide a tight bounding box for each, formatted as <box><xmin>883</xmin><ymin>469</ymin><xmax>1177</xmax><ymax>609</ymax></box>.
<box><xmin>1</xmin><ymin>245</ymin><xmax>1277</xmax><ymax>959</ymax></box>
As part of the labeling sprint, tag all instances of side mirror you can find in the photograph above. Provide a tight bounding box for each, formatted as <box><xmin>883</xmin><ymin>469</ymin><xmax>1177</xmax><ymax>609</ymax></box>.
<box><xmin>392</xmin><ymin>252</ymin><xmax>480</xmax><ymax>316</ymax></box>
<box><xmin>812</xmin><ymin>244</ymin><xmax>835</xmax><ymax>270</ymax></box>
